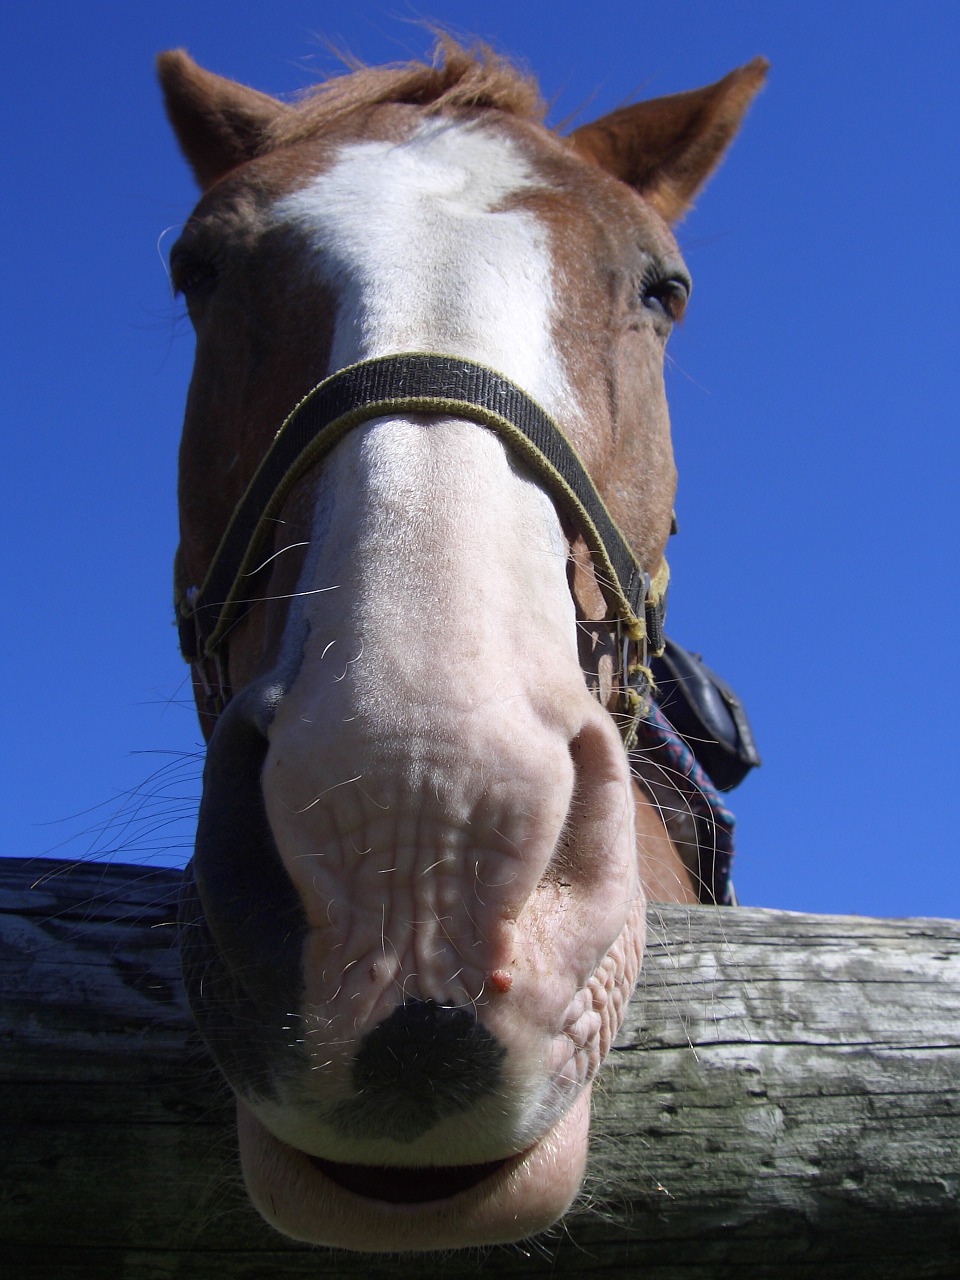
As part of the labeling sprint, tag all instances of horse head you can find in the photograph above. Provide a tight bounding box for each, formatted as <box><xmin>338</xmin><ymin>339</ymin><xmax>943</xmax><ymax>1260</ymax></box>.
<box><xmin>159</xmin><ymin>40</ymin><xmax>765</xmax><ymax>1251</ymax></box>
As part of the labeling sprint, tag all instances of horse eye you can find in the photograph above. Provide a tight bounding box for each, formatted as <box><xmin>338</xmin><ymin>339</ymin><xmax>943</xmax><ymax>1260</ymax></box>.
<box><xmin>643</xmin><ymin>276</ymin><xmax>689</xmax><ymax>325</ymax></box>
<box><xmin>170</xmin><ymin>252</ymin><xmax>219</xmax><ymax>299</ymax></box>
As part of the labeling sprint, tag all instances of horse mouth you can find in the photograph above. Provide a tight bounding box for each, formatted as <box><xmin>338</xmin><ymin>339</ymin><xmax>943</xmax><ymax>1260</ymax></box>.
<box><xmin>238</xmin><ymin>1090</ymin><xmax>591</xmax><ymax>1250</ymax></box>
<box><xmin>310</xmin><ymin>1155</ymin><xmax>513</xmax><ymax>1204</ymax></box>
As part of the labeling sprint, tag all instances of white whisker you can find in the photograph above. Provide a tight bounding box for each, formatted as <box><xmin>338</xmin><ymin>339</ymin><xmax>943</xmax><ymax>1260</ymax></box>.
<box><xmin>242</xmin><ymin>541</ymin><xmax>310</xmax><ymax>576</ymax></box>
<box><xmin>294</xmin><ymin>774</ymin><xmax>362</xmax><ymax>814</ymax></box>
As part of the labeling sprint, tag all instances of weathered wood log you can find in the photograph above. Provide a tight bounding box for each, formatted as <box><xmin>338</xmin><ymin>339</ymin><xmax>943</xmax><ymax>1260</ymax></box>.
<box><xmin>2</xmin><ymin>857</ymin><xmax>958</xmax><ymax>1278</ymax></box>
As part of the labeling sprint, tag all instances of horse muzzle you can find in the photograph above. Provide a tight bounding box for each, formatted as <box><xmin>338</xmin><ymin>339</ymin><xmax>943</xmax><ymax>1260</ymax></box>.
<box><xmin>180</xmin><ymin>642</ymin><xmax>642</xmax><ymax>1174</ymax></box>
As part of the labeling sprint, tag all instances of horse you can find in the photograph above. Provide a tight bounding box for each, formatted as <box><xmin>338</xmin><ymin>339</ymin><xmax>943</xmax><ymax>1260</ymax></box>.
<box><xmin>158</xmin><ymin>38</ymin><xmax>765</xmax><ymax>1252</ymax></box>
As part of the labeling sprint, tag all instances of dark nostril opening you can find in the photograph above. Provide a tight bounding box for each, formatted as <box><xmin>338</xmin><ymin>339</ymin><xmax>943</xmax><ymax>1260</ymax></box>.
<box><xmin>191</xmin><ymin>683</ymin><xmax>306</xmax><ymax>990</ymax></box>
<box><xmin>551</xmin><ymin>719</ymin><xmax>632</xmax><ymax>881</ymax></box>
<box><xmin>181</xmin><ymin>680</ymin><xmax>308</xmax><ymax>1096</ymax></box>
<box><xmin>329</xmin><ymin>1000</ymin><xmax>507</xmax><ymax>1143</ymax></box>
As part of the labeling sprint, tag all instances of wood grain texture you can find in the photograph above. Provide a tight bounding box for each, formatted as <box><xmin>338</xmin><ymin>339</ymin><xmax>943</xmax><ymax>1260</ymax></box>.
<box><xmin>2</xmin><ymin>858</ymin><xmax>958</xmax><ymax>1278</ymax></box>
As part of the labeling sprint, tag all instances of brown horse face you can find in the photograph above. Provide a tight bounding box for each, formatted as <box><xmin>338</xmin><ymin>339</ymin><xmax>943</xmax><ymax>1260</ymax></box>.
<box><xmin>162</xmin><ymin>46</ymin><xmax>765</xmax><ymax>1251</ymax></box>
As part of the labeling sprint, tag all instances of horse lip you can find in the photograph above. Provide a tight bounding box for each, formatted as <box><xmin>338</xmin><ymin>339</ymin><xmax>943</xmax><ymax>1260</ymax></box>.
<box><xmin>237</xmin><ymin>1090</ymin><xmax>592</xmax><ymax>1249</ymax></box>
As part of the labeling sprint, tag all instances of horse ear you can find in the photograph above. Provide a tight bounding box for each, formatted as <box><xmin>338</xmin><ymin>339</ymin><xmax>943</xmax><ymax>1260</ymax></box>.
<box><xmin>156</xmin><ymin>49</ymin><xmax>290</xmax><ymax>190</ymax></box>
<box><xmin>568</xmin><ymin>58</ymin><xmax>768</xmax><ymax>223</ymax></box>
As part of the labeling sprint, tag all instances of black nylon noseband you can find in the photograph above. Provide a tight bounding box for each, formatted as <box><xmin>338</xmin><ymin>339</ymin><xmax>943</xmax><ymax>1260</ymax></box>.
<box><xmin>175</xmin><ymin>354</ymin><xmax>666</xmax><ymax>739</ymax></box>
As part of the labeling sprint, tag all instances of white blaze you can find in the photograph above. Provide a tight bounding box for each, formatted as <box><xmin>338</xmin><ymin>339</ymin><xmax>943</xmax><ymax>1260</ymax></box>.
<box><xmin>264</xmin><ymin>117</ymin><xmax>587</xmax><ymax>722</ymax></box>
<box><xmin>273</xmin><ymin>118</ymin><xmax>574</xmax><ymax>421</ymax></box>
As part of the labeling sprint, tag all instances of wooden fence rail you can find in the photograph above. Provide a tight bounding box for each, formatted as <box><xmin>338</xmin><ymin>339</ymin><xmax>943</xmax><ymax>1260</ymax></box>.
<box><xmin>2</xmin><ymin>857</ymin><xmax>958</xmax><ymax>1278</ymax></box>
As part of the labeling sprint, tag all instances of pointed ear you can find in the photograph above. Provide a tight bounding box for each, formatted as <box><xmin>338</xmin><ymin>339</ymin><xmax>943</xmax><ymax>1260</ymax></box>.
<box><xmin>568</xmin><ymin>58</ymin><xmax>768</xmax><ymax>223</ymax></box>
<box><xmin>156</xmin><ymin>49</ymin><xmax>290</xmax><ymax>190</ymax></box>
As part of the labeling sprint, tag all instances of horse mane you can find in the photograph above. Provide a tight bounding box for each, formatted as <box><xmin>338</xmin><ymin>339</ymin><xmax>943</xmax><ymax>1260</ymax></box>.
<box><xmin>266</xmin><ymin>36</ymin><xmax>546</xmax><ymax>149</ymax></box>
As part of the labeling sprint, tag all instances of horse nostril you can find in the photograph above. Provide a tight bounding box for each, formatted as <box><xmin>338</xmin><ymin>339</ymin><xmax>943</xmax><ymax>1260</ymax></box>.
<box><xmin>328</xmin><ymin>1000</ymin><xmax>507</xmax><ymax>1143</ymax></box>
<box><xmin>185</xmin><ymin>680</ymin><xmax>308</xmax><ymax>1055</ymax></box>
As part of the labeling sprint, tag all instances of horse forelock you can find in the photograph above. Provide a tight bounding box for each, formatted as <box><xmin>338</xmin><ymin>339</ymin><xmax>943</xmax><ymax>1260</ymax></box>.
<box><xmin>264</xmin><ymin>36</ymin><xmax>546</xmax><ymax>153</ymax></box>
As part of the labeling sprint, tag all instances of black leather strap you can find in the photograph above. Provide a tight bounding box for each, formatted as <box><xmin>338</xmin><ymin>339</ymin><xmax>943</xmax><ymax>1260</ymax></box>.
<box><xmin>650</xmin><ymin>638</ymin><xmax>761</xmax><ymax>791</ymax></box>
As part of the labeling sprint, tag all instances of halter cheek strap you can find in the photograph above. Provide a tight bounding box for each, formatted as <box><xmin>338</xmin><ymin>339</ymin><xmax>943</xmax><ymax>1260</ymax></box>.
<box><xmin>174</xmin><ymin>353</ymin><xmax>668</xmax><ymax>741</ymax></box>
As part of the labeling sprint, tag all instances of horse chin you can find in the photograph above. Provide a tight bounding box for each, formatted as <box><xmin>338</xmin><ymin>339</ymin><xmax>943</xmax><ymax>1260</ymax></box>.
<box><xmin>237</xmin><ymin>1088</ymin><xmax>592</xmax><ymax>1252</ymax></box>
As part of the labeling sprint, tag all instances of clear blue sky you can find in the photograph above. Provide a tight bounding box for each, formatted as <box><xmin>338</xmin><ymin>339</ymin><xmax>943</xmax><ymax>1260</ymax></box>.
<box><xmin>4</xmin><ymin>1</ymin><xmax>958</xmax><ymax>920</ymax></box>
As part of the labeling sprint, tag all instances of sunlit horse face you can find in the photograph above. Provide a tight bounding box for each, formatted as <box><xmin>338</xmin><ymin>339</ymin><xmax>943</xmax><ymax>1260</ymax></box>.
<box><xmin>160</xmin><ymin>44</ymin><xmax>764</xmax><ymax>1252</ymax></box>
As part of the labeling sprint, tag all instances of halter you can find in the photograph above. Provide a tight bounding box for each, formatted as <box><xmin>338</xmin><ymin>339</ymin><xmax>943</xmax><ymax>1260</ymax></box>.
<box><xmin>174</xmin><ymin>352</ymin><xmax>748</xmax><ymax>904</ymax></box>
<box><xmin>174</xmin><ymin>353</ymin><xmax>668</xmax><ymax>743</ymax></box>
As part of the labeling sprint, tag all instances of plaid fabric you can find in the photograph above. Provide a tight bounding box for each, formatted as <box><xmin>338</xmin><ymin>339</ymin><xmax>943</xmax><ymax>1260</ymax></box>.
<box><xmin>633</xmin><ymin>699</ymin><xmax>737</xmax><ymax>906</ymax></box>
